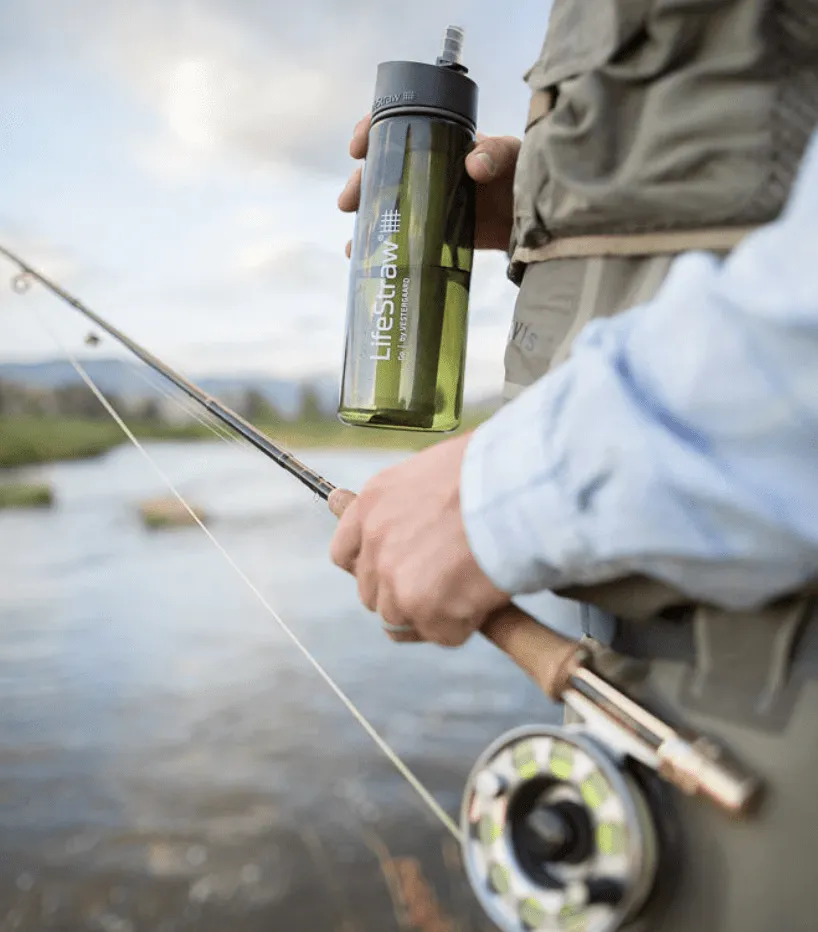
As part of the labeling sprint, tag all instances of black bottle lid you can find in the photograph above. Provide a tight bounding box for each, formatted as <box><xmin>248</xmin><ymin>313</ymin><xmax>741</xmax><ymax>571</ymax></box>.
<box><xmin>370</xmin><ymin>26</ymin><xmax>477</xmax><ymax>131</ymax></box>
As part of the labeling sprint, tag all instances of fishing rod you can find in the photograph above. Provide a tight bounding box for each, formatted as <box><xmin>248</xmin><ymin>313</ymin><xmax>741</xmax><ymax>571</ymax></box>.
<box><xmin>2</xmin><ymin>243</ymin><xmax>763</xmax><ymax>932</ymax></box>
<box><xmin>0</xmin><ymin>244</ymin><xmax>335</xmax><ymax>501</ymax></box>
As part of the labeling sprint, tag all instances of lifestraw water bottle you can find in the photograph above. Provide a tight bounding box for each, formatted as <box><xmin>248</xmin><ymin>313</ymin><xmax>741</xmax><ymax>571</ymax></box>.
<box><xmin>337</xmin><ymin>25</ymin><xmax>478</xmax><ymax>432</ymax></box>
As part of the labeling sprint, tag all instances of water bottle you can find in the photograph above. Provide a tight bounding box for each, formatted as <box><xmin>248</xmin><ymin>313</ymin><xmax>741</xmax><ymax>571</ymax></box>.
<box><xmin>337</xmin><ymin>25</ymin><xmax>478</xmax><ymax>432</ymax></box>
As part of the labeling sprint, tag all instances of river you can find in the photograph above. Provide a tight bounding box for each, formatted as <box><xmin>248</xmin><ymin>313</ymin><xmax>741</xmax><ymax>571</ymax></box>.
<box><xmin>0</xmin><ymin>441</ymin><xmax>562</xmax><ymax>932</ymax></box>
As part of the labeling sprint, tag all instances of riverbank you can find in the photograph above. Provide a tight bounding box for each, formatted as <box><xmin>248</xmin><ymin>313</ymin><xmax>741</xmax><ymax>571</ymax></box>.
<box><xmin>0</xmin><ymin>410</ymin><xmax>496</xmax><ymax>467</ymax></box>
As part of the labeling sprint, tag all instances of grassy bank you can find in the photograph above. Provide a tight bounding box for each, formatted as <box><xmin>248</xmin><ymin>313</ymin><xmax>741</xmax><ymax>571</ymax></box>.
<box><xmin>0</xmin><ymin>417</ymin><xmax>209</xmax><ymax>468</ymax></box>
<box><xmin>0</xmin><ymin>410</ymin><xmax>497</xmax><ymax>468</ymax></box>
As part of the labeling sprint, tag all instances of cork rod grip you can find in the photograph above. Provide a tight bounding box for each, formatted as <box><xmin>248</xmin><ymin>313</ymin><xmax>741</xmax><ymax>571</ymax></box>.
<box><xmin>480</xmin><ymin>604</ymin><xmax>582</xmax><ymax>700</ymax></box>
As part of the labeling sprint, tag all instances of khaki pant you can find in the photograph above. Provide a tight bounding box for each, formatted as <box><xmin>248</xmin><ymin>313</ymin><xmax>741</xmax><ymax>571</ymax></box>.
<box><xmin>505</xmin><ymin>256</ymin><xmax>818</xmax><ymax>930</ymax></box>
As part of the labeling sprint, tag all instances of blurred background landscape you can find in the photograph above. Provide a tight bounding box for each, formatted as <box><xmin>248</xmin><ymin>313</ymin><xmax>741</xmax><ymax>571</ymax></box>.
<box><xmin>0</xmin><ymin>357</ymin><xmax>500</xmax><ymax>470</ymax></box>
<box><xmin>0</xmin><ymin>1</ymin><xmax>558</xmax><ymax>929</ymax></box>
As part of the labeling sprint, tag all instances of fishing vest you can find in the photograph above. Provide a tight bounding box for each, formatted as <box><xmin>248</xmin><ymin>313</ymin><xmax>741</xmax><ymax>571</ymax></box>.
<box><xmin>508</xmin><ymin>0</ymin><xmax>818</xmax><ymax>284</ymax></box>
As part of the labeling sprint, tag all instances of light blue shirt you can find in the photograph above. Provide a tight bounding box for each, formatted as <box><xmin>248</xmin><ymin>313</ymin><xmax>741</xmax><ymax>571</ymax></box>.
<box><xmin>461</xmin><ymin>127</ymin><xmax>818</xmax><ymax>612</ymax></box>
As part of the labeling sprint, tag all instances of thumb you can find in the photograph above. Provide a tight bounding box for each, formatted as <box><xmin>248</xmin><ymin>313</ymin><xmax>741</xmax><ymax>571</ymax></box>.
<box><xmin>466</xmin><ymin>135</ymin><xmax>521</xmax><ymax>183</ymax></box>
<box><xmin>328</xmin><ymin>488</ymin><xmax>357</xmax><ymax>519</ymax></box>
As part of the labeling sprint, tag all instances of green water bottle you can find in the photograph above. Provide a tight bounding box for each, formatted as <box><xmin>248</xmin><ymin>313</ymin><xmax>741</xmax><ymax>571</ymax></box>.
<box><xmin>337</xmin><ymin>25</ymin><xmax>478</xmax><ymax>432</ymax></box>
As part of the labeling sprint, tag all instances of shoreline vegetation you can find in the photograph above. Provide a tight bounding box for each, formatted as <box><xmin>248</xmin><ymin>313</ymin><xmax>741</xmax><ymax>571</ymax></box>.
<box><xmin>0</xmin><ymin>407</ymin><xmax>498</xmax><ymax>470</ymax></box>
<box><xmin>0</xmin><ymin>481</ymin><xmax>54</xmax><ymax>509</ymax></box>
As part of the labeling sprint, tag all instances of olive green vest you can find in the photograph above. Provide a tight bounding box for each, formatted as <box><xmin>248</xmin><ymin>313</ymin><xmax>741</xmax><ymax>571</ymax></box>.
<box><xmin>509</xmin><ymin>0</ymin><xmax>818</xmax><ymax>283</ymax></box>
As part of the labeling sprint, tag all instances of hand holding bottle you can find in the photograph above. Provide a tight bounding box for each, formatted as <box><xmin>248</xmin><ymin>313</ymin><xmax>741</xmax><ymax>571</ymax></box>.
<box><xmin>338</xmin><ymin>113</ymin><xmax>521</xmax><ymax>253</ymax></box>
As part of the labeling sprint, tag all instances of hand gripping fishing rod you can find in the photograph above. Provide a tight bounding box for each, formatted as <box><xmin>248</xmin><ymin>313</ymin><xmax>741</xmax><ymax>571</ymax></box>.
<box><xmin>3</xmin><ymin>244</ymin><xmax>761</xmax><ymax>932</ymax></box>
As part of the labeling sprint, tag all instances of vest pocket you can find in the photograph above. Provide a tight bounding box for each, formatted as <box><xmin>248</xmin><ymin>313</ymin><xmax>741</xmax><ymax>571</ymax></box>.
<box><xmin>525</xmin><ymin>0</ymin><xmax>654</xmax><ymax>93</ymax></box>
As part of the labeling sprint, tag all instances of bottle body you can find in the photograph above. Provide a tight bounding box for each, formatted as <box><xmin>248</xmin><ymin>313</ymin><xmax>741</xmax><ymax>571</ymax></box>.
<box><xmin>338</xmin><ymin>113</ymin><xmax>476</xmax><ymax>432</ymax></box>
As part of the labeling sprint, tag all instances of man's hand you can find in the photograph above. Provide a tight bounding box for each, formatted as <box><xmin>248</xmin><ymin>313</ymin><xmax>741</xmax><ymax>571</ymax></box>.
<box><xmin>338</xmin><ymin>113</ymin><xmax>520</xmax><ymax>253</ymax></box>
<box><xmin>328</xmin><ymin>432</ymin><xmax>511</xmax><ymax>646</ymax></box>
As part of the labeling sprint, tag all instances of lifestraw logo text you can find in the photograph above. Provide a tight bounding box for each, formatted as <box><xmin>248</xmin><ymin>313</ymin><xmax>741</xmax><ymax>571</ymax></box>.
<box><xmin>370</xmin><ymin>211</ymin><xmax>402</xmax><ymax>361</ymax></box>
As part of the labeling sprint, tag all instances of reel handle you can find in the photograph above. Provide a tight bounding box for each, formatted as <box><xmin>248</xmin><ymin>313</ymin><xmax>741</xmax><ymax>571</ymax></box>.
<box><xmin>326</xmin><ymin>488</ymin><xmax>582</xmax><ymax>698</ymax></box>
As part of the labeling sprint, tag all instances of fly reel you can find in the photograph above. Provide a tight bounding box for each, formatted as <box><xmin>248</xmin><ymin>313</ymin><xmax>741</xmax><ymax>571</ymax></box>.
<box><xmin>461</xmin><ymin>725</ymin><xmax>660</xmax><ymax>932</ymax></box>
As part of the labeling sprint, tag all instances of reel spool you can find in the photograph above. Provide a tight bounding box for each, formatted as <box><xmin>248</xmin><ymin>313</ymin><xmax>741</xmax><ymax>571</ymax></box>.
<box><xmin>461</xmin><ymin>725</ymin><xmax>659</xmax><ymax>932</ymax></box>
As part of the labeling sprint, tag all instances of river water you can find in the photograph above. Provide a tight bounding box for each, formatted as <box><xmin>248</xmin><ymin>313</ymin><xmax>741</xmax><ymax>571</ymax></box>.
<box><xmin>0</xmin><ymin>441</ymin><xmax>561</xmax><ymax>932</ymax></box>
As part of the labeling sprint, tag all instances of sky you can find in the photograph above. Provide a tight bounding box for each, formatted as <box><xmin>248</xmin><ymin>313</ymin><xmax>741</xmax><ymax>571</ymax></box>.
<box><xmin>0</xmin><ymin>0</ymin><xmax>552</xmax><ymax>399</ymax></box>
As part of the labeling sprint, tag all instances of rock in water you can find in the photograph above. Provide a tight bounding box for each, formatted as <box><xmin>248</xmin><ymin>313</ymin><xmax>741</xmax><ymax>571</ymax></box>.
<box><xmin>0</xmin><ymin>482</ymin><xmax>54</xmax><ymax>510</ymax></box>
<box><xmin>138</xmin><ymin>497</ymin><xmax>206</xmax><ymax>529</ymax></box>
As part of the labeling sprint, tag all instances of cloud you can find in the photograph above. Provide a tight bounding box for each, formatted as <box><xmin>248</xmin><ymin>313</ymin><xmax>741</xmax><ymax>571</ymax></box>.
<box><xmin>0</xmin><ymin>225</ymin><xmax>91</xmax><ymax>313</ymax></box>
<box><xmin>9</xmin><ymin>0</ymin><xmax>475</xmax><ymax>180</ymax></box>
<box><xmin>0</xmin><ymin>3</ymin><xmax>34</xmax><ymax>76</ymax></box>
<box><xmin>130</xmin><ymin>135</ymin><xmax>212</xmax><ymax>187</ymax></box>
<box><xmin>233</xmin><ymin>205</ymin><xmax>276</xmax><ymax>232</ymax></box>
<box><xmin>234</xmin><ymin>238</ymin><xmax>348</xmax><ymax>290</ymax></box>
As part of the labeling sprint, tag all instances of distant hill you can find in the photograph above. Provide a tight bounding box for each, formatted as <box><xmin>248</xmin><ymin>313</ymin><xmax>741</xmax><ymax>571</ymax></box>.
<box><xmin>0</xmin><ymin>358</ymin><xmax>339</xmax><ymax>418</ymax></box>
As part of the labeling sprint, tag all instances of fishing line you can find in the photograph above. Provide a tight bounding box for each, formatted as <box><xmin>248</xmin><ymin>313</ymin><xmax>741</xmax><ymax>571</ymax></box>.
<box><xmin>27</xmin><ymin>301</ymin><xmax>463</xmax><ymax>843</ymax></box>
<box><xmin>128</xmin><ymin>363</ymin><xmax>252</xmax><ymax>450</ymax></box>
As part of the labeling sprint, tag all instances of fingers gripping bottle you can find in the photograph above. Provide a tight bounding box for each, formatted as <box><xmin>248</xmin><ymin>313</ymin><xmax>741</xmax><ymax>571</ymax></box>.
<box><xmin>338</xmin><ymin>26</ymin><xmax>478</xmax><ymax>432</ymax></box>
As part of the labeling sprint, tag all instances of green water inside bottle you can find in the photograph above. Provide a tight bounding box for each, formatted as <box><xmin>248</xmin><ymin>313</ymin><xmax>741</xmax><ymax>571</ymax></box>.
<box><xmin>338</xmin><ymin>115</ymin><xmax>476</xmax><ymax>432</ymax></box>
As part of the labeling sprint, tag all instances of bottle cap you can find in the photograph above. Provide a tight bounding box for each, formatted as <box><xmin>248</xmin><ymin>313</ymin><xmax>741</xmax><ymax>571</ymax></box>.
<box><xmin>370</xmin><ymin>26</ymin><xmax>477</xmax><ymax>131</ymax></box>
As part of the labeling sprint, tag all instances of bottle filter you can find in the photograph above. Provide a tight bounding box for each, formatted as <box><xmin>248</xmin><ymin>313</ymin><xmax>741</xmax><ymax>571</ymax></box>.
<box><xmin>338</xmin><ymin>26</ymin><xmax>478</xmax><ymax>431</ymax></box>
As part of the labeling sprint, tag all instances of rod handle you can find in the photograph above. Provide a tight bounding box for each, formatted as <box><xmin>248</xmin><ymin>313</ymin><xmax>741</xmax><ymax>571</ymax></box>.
<box><xmin>479</xmin><ymin>604</ymin><xmax>581</xmax><ymax>700</ymax></box>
